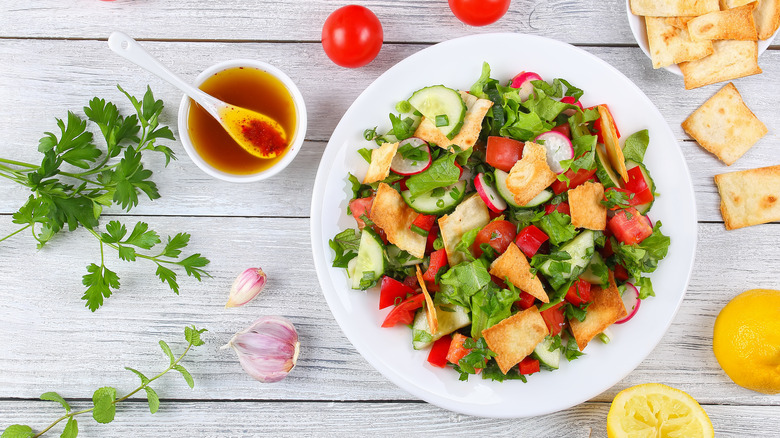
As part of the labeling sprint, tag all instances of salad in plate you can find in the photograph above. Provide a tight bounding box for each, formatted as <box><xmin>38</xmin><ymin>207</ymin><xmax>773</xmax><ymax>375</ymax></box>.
<box><xmin>329</xmin><ymin>63</ymin><xmax>671</xmax><ymax>382</ymax></box>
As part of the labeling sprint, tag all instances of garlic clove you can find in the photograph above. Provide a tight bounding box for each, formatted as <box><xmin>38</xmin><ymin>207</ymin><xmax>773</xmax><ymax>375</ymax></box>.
<box><xmin>226</xmin><ymin>268</ymin><xmax>267</xmax><ymax>308</ymax></box>
<box><xmin>223</xmin><ymin>315</ymin><xmax>300</xmax><ymax>383</ymax></box>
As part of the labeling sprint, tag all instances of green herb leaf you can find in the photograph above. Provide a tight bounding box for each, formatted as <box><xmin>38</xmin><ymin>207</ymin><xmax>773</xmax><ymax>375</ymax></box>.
<box><xmin>144</xmin><ymin>387</ymin><xmax>160</xmax><ymax>414</ymax></box>
<box><xmin>406</xmin><ymin>154</ymin><xmax>459</xmax><ymax>196</ymax></box>
<box><xmin>534</xmin><ymin>211</ymin><xmax>576</xmax><ymax>246</ymax></box>
<box><xmin>158</xmin><ymin>340</ymin><xmax>175</xmax><ymax>366</ymax></box>
<box><xmin>61</xmin><ymin>417</ymin><xmax>78</xmax><ymax>438</ymax></box>
<box><xmin>439</xmin><ymin>259</ymin><xmax>491</xmax><ymax>309</ymax></box>
<box><xmin>81</xmin><ymin>264</ymin><xmax>120</xmax><ymax>312</ymax></box>
<box><xmin>154</xmin><ymin>265</ymin><xmax>179</xmax><ymax>294</ymax></box>
<box><xmin>125</xmin><ymin>367</ymin><xmax>150</xmax><ymax>386</ymax></box>
<box><xmin>622</xmin><ymin>129</ymin><xmax>650</xmax><ymax>163</ymax></box>
<box><xmin>1</xmin><ymin>424</ymin><xmax>35</xmax><ymax>438</ymax></box>
<box><xmin>124</xmin><ymin>222</ymin><xmax>160</xmax><ymax>249</ymax></box>
<box><xmin>357</xmin><ymin>148</ymin><xmax>373</xmax><ymax>163</ymax></box>
<box><xmin>91</xmin><ymin>387</ymin><xmax>117</xmax><ymax>424</ymax></box>
<box><xmin>39</xmin><ymin>392</ymin><xmax>71</xmax><ymax>412</ymax></box>
<box><xmin>184</xmin><ymin>325</ymin><xmax>207</xmax><ymax>347</ymax></box>
<box><xmin>162</xmin><ymin>233</ymin><xmax>190</xmax><ymax>258</ymax></box>
<box><xmin>329</xmin><ymin>228</ymin><xmax>361</xmax><ymax>268</ymax></box>
<box><xmin>173</xmin><ymin>364</ymin><xmax>194</xmax><ymax>389</ymax></box>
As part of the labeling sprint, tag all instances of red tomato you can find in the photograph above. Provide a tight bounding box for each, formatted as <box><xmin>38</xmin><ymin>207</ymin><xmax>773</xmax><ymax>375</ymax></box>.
<box><xmin>561</xmin><ymin>96</ymin><xmax>583</xmax><ymax>109</ymax></box>
<box><xmin>446</xmin><ymin>333</ymin><xmax>473</xmax><ymax>365</ymax></box>
<box><xmin>614</xmin><ymin>264</ymin><xmax>630</xmax><ymax>281</ymax></box>
<box><xmin>515</xmin><ymin>225</ymin><xmax>549</xmax><ymax>258</ymax></box>
<box><xmin>427</xmin><ymin>335</ymin><xmax>453</xmax><ymax>368</ymax></box>
<box><xmin>608</xmin><ymin>207</ymin><xmax>653</xmax><ymax>245</ymax></box>
<box><xmin>518</xmin><ymin>357</ymin><xmax>540</xmax><ymax>375</ymax></box>
<box><xmin>423</xmin><ymin>249</ymin><xmax>448</xmax><ymax>282</ymax></box>
<box><xmin>550</xmin><ymin>168</ymin><xmax>597</xmax><ymax>195</ymax></box>
<box><xmin>322</xmin><ymin>5</ymin><xmax>383</xmax><ymax>68</ymax></box>
<box><xmin>378</xmin><ymin>276</ymin><xmax>415</xmax><ymax>310</ymax></box>
<box><xmin>515</xmin><ymin>291</ymin><xmax>536</xmax><ymax>310</ymax></box>
<box><xmin>589</xmin><ymin>104</ymin><xmax>621</xmax><ymax>144</ymax></box>
<box><xmin>472</xmin><ymin>220</ymin><xmax>517</xmax><ymax>258</ymax></box>
<box><xmin>448</xmin><ymin>0</ymin><xmax>511</xmax><ymax>26</ymax></box>
<box><xmin>551</xmin><ymin>123</ymin><xmax>571</xmax><ymax>139</ymax></box>
<box><xmin>545</xmin><ymin>202</ymin><xmax>570</xmax><ymax>216</ymax></box>
<box><xmin>349</xmin><ymin>196</ymin><xmax>373</xmax><ymax>229</ymax></box>
<box><xmin>486</xmin><ymin>136</ymin><xmax>524</xmax><ymax>172</ymax></box>
<box><xmin>426</xmin><ymin>223</ymin><xmax>439</xmax><ymax>254</ymax></box>
<box><xmin>624</xmin><ymin>166</ymin><xmax>654</xmax><ymax>205</ymax></box>
<box><xmin>411</xmin><ymin>214</ymin><xmax>437</xmax><ymax>237</ymax></box>
<box><xmin>540</xmin><ymin>302</ymin><xmax>566</xmax><ymax>336</ymax></box>
<box><xmin>381</xmin><ymin>293</ymin><xmax>424</xmax><ymax>327</ymax></box>
<box><xmin>565</xmin><ymin>278</ymin><xmax>593</xmax><ymax>307</ymax></box>
<box><xmin>600</xmin><ymin>237</ymin><xmax>615</xmax><ymax>258</ymax></box>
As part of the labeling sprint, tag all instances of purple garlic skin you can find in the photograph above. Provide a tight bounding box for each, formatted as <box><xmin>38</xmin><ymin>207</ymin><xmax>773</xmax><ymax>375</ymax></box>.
<box><xmin>226</xmin><ymin>268</ymin><xmax>267</xmax><ymax>308</ymax></box>
<box><xmin>224</xmin><ymin>315</ymin><xmax>300</xmax><ymax>383</ymax></box>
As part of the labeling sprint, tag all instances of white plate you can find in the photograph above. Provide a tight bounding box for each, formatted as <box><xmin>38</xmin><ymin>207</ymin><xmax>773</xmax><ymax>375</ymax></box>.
<box><xmin>626</xmin><ymin>0</ymin><xmax>780</xmax><ymax>76</ymax></box>
<box><xmin>310</xmin><ymin>33</ymin><xmax>697</xmax><ymax>418</ymax></box>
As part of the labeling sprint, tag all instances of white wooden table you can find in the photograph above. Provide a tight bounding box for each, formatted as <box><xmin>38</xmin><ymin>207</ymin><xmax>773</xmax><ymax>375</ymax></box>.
<box><xmin>1</xmin><ymin>1</ymin><xmax>778</xmax><ymax>436</ymax></box>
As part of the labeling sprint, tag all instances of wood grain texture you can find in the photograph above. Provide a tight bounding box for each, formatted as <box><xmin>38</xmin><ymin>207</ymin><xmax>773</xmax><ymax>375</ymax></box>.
<box><xmin>0</xmin><ymin>0</ymin><xmax>634</xmax><ymax>44</ymax></box>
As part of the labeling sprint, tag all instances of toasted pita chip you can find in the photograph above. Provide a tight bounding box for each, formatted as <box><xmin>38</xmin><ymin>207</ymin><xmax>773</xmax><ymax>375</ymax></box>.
<box><xmin>647</xmin><ymin>17</ymin><xmax>714</xmax><ymax>68</ymax></box>
<box><xmin>569</xmin><ymin>273</ymin><xmax>628</xmax><ymax>351</ymax></box>
<box><xmin>721</xmin><ymin>0</ymin><xmax>757</xmax><ymax>8</ymax></box>
<box><xmin>506</xmin><ymin>142</ymin><xmax>557</xmax><ymax>206</ymax></box>
<box><xmin>438</xmin><ymin>194</ymin><xmax>491</xmax><ymax>266</ymax></box>
<box><xmin>598</xmin><ymin>106</ymin><xmax>629</xmax><ymax>182</ymax></box>
<box><xmin>370</xmin><ymin>183</ymin><xmax>426</xmax><ymax>258</ymax></box>
<box><xmin>688</xmin><ymin>3</ymin><xmax>758</xmax><ymax>41</ymax></box>
<box><xmin>714</xmin><ymin>165</ymin><xmax>780</xmax><ymax>229</ymax></box>
<box><xmin>682</xmin><ymin>83</ymin><xmax>767</xmax><ymax>165</ymax></box>
<box><xmin>414</xmin><ymin>91</ymin><xmax>493</xmax><ymax>151</ymax></box>
<box><xmin>416</xmin><ymin>265</ymin><xmax>438</xmax><ymax>334</ymax></box>
<box><xmin>665</xmin><ymin>16</ymin><xmax>697</xmax><ymax>29</ymax></box>
<box><xmin>489</xmin><ymin>243</ymin><xmax>549</xmax><ymax>303</ymax></box>
<box><xmin>481</xmin><ymin>307</ymin><xmax>548</xmax><ymax>374</ymax></box>
<box><xmin>754</xmin><ymin>0</ymin><xmax>780</xmax><ymax>38</ymax></box>
<box><xmin>630</xmin><ymin>0</ymin><xmax>719</xmax><ymax>16</ymax></box>
<box><xmin>568</xmin><ymin>182</ymin><xmax>607</xmax><ymax>230</ymax></box>
<box><xmin>363</xmin><ymin>142</ymin><xmax>399</xmax><ymax>184</ymax></box>
<box><xmin>680</xmin><ymin>40</ymin><xmax>762</xmax><ymax>89</ymax></box>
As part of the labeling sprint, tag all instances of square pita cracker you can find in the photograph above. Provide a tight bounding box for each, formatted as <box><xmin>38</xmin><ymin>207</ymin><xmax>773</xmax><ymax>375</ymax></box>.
<box><xmin>363</xmin><ymin>142</ymin><xmax>399</xmax><ymax>184</ymax></box>
<box><xmin>489</xmin><ymin>243</ymin><xmax>549</xmax><ymax>303</ymax></box>
<box><xmin>682</xmin><ymin>83</ymin><xmax>767</xmax><ymax>165</ymax></box>
<box><xmin>568</xmin><ymin>182</ymin><xmax>607</xmax><ymax>230</ymax></box>
<box><xmin>569</xmin><ymin>273</ymin><xmax>628</xmax><ymax>351</ymax></box>
<box><xmin>680</xmin><ymin>40</ymin><xmax>762</xmax><ymax>89</ymax></box>
<box><xmin>370</xmin><ymin>183</ymin><xmax>426</xmax><ymax>258</ymax></box>
<box><xmin>647</xmin><ymin>17</ymin><xmax>714</xmax><ymax>68</ymax></box>
<box><xmin>720</xmin><ymin>0</ymin><xmax>757</xmax><ymax>8</ymax></box>
<box><xmin>506</xmin><ymin>142</ymin><xmax>557</xmax><ymax>206</ymax></box>
<box><xmin>687</xmin><ymin>3</ymin><xmax>758</xmax><ymax>41</ymax></box>
<box><xmin>630</xmin><ymin>0</ymin><xmax>719</xmax><ymax>16</ymax></box>
<box><xmin>438</xmin><ymin>194</ymin><xmax>491</xmax><ymax>266</ymax></box>
<box><xmin>714</xmin><ymin>165</ymin><xmax>780</xmax><ymax>229</ymax></box>
<box><xmin>481</xmin><ymin>307</ymin><xmax>548</xmax><ymax>374</ymax></box>
<box><xmin>754</xmin><ymin>0</ymin><xmax>780</xmax><ymax>39</ymax></box>
<box><xmin>665</xmin><ymin>16</ymin><xmax>697</xmax><ymax>30</ymax></box>
<box><xmin>414</xmin><ymin>91</ymin><xmax>493</xmax><ymax>151</ymax></box>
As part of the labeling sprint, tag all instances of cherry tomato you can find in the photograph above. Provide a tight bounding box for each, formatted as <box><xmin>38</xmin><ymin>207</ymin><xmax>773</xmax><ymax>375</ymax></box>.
<box><xmin>322</xmin><ymin>5</ymin><xmax>383</xmax><ymax>68</ymax></box>
<box><xmin>473</xmin><ymin>220</ymin><xmax>517</xmax><ymax>258</ymax></box>
<box><xmin>486</xmin><ymin>136</ymin><xmax>524</xmax><ymax>172</ymax></box>
<box><xmin>448</xmin><ymin>0</ymin><xmax>511</xmax><ymax>26</ymax></box>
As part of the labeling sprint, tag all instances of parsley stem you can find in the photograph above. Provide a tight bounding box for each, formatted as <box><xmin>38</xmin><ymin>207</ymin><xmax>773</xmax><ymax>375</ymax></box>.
<box><xmin>0</xmin><ymin>157</ymin><xmax>37</xmax><ymax>168</ymax></box>
<box><xmin>87</xmin><ymin>227</ymin><xmax>182</xmax><ymax>266</ymax></box>
<box><xmin>32</xmin><ymin>408</ymin><xmax>93</xmax><ymax>438</ymax></box>
<box><xmin>0</xmin><ymin>224</ymin><xmax>31</xmax><ymax>243</ymax></box>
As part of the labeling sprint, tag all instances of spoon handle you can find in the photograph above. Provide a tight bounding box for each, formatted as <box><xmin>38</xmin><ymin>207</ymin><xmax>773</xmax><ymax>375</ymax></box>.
<box><xmin>107</xmin><ymin>31</ymin><xmax>222</xmax><ymax>119</ymax></box>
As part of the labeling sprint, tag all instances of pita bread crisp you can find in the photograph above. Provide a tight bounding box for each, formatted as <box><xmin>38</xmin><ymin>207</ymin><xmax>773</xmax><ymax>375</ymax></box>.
<box><xmin>665</xmin><ymin>16</ymin><xmax>697</xmax><ymax>30</ymax></box>
<box><xmin>569</xmin><ymin>273</ymin><xmax>628</xmax><ymax>351</ymax></box>
<box><xmin>568</xmin><ymin>182</ymin><xmax>607</xmax><ymax>231</ymax></box>
<box><xmin>630</xmin><ymin>0</ymin><xmax>719</xmax><ymax>16</ymax></box>
<box><xmin>687</xmin><ymin>3</ymin><xmax>758</xmax><ymax>41</ymax></box>
<box><xmin>370</xmin><ymin>183</ymin><xmax>426</xmax><ymax>258</ymax></box>
<box><xmin>647</xmin><ymin>17</ymin><xmax>714</xmax><ymax>68</ymax></box>
<box><xmin>679</xmin><ymin>40</ymin><xmax>762</xmax><ymax>89</ymax></box>
<box><xmin>414</xmin><ymin>91</ymin><xmax>493</xmax><ymax>151</ymax></box>
<box><xmin>416</xmin><ymin>265</ymin><xmax>438</xmax><ymax>334</ymax></box>
<box><xmin>489</xmin><ymin>243</ymin><xmax>549</xmax><ymax>303</ymax></box>
<box><xmin>720</xmin><ymin>0</ymin><xmax>757</xmax><ymax>8</ymax></box>
<box><xmin>481</xmin><ymin>307</ymin><xmax>548</xmax><ymax>374</ymax></box>
<box><xmin>363</xmin><ymin>142</ymin><xmax>399</xmax><ymax>184</ymax></box>
<box><xmin>682</xmin><ymin>83</ymin><xmax>767</xmax><ymax>165</ymax></box>
<box><xmin>438</xmin><ymin>193</ymin><xmax>491</xmax><ymax>266</ymax></box>
<box><xmin>506</xmin><ymin>142</ymin><xmax>557</xmax><ymax>206</ymax></box>
<box><xmin>714</xmin><ymin>165</ymin><xmax>780</xmax><ymax>230</ymax></box>
<box><xmin>754</xmin><ymin>0</ymin><xmax>780</xmax><ymax>39</ymax></box>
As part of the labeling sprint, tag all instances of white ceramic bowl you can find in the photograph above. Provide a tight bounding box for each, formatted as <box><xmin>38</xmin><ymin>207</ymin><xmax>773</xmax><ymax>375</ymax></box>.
<box><xmin>626</xmin><ymin>0</ymin><xmax>779</xmax><ymax>76</ymax></box>
<box><xmin>177</xmin><ymin>59</ymin><xmax>307</xmax><ymax>183</ymax></box>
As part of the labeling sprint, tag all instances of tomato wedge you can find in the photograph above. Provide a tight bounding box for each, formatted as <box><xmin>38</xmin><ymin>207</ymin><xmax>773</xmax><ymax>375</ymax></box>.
<box><xmin>515</xmin><ymin>225</ymin><xmax>549</xmax><ymax>258</ymax></box>
<box><xmin>426</xmin><ymin>335</ymin><xmax>452</xmax><ymax>368</ymax></box>
<box><xmin>446</xmin><ymin>333</ymin><xmax>473</xmax><ymax>365</ymax></box>
<box><xmin>411</xmin><ymin>213</ymin><xmax>437</xmax><ymax>237</ymax></box>
<box><xmin>381</xmin><ymin>293</ymin><xmax>425</xmax><ymax>327</ymax></box>
<box><xmin>564</xmin><ymin>278</ymin><xmax>592</xmax><ymax>307</ymax></box>
<box><xmin>608</xmin><ymin>207</ymin><xmax>653</xmax><ymax>245</ymax></box>
<box><xmin>472</xmin><ymin>220</ymin><xmax>517</xmax><ymax>257</ymax></box>
<box><xmin>423</xmin><ymin>248</ymin><xmax>448</xmax><ymax>282</ymax></box>
<box><xmin>515</xmin><ymin>291</ymin><xmax>537</xmax><ymax>310</ymax></box>
<box><xmin>518</xmin><ymin>356</ymin><xmax>540</xmax><ymax>375</ymax></box>
<box><xmin>550</xmin><ymin>168</ymin><xmax>597</xmax><ymax>195</ymax></box>
<box><xmin>540</xmin><ymin>302</ymin><xmax>566</xmax><ymax>336</ymax></box>
<box><xmin>378</xmin><ymin>276</ymin><xmax>415</xmax><ymax>310</ymax></box>
<box><xmin>349</xmin><ymin>196</ymin><xmax>373</xmax><ymax>229</ymax></box>
<box><xmin>544</xmin><ymin>201</ymin><xmax>570</xmax><ymax>216</ymax></box>
<box><xmin>486</xmin><ymin>136</ymin><xmax>524</xmax><ymax>172</ymax></box>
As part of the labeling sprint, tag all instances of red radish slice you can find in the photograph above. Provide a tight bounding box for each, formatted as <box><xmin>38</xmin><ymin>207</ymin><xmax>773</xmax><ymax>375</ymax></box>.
<box><xmin>561</xmin><ymin>96</ymin><xmax>584</xmax><ymax>116</ymax></box>
<box><xmin>474</xmin><ymin>173</ymin><xmax>507</xmax><ymax>213</ymax></box>
<box><xmin>390</xmin><ymin>137</ymin><xmax>431</xmax><ymax>176</ymax></box>
<box><xmin>510</xmin><ymin>71</ymin><xmax>542</xmax><ymax>102</ymax></box>
<box><xmin>534</xmin><ymin>131</ymin><xmax>574</xmax><ymax>174</ymax></box>
<box><xmin>615</xmin><ymin>282</ymin><xmax>640</xmax><ymax>324</ymax></box>
<box><xmin>644</xmin><ymin>214</ymin><xmax>653</xmax><ymax>229</ymax></box>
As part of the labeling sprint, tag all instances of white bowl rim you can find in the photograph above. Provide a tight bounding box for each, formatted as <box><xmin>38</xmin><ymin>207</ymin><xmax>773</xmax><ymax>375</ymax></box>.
<box><xmin>176</xmin><ymin>58</ymin><xmax>307</xmax><ymax>183</ymax></box>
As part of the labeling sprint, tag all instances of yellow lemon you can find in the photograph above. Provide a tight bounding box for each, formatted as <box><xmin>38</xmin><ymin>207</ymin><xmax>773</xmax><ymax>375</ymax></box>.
<box><xmin>712</xmin><ymin>288</ymin><xmax>780</xmax><ymax>394</ymax></box>
<box><xmin>607</xmin><ymin>383</ymin><xmax>713</xmax><ymax>438</ymax></box>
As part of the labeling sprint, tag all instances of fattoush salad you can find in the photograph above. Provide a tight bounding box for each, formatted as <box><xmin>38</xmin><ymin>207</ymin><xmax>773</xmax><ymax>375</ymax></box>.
<box><xmin>329</xmin><ymin>63</ymin><xmax>671</xmax><ymax>382</ymax></box>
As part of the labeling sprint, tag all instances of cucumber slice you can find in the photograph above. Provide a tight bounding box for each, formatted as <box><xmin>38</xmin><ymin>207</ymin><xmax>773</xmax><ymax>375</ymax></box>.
<box><xmin>625</xmin><ymin>160</ymin><xmax>655</xmax><ymax>214</ymax></box>
<box><xmin>539</xmin><ymin>230</ymin><xmax>595</xmax><ymax>286</ymax></box>
<box><xmin>402</xmin><ymin>181</ymin><xmax>467</xmax><ymax>215</ymax></box>
<box><xmin>532</xmin><ymin>336</ymin><xmax>561</xmax><ymax>370</ymax></box>
<box><xmin>595</xmin><ymin>145</ymin><xmax>621</xmax><ymax>189</ymax></box>
<box><xmin>411</xmin><ymin>303</ymin><xmax>471</xmax><ymax>350</ymax></box>
<box><xmin>408</xmin><ymin>85</ymin><xmax>466</xmax><ymax>139</ymax></box>
<box><xmin>350</xmin><ymin>228</ymin><xmax>386</xmax><ymax>290</ymax></box>
<box><xmin>494</xmin><ymin>169</ymin><xmax>553</xmax><ymax>208</ymax></box>
<box><xmin>580</xmin><ymin>252</ymin><xmax>608</xmax><ymax>286</ymax></box>
<box><xmin>386</xmin><ymin>244</ymin><xmax>423</xmax><ymax>267</ymax></box>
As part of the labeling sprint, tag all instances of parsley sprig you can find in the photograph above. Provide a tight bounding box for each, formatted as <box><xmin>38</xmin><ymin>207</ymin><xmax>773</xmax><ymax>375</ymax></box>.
<box><xmin>1</xmin><ymin>326</ymin><xmax>207</xmax><ymax>438</ymax></box>
<box><xmin>0</xmin><ymin>86</ymin><xmax>210</xmax><ymax>311</ymax></box>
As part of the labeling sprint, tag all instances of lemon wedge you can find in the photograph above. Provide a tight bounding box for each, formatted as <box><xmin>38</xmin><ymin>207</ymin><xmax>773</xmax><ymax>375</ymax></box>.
<box><xmin>607</xmin><ymin>383</ymin><xmax>714</xmax><ymax>438</ymax></box>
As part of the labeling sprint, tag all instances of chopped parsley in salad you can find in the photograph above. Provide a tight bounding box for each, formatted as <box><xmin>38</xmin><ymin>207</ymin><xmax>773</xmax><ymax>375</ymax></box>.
<box><xmin>329</xmin><ymin>63</ymin><xmax>671</xmax><ymax>382</ymax></box>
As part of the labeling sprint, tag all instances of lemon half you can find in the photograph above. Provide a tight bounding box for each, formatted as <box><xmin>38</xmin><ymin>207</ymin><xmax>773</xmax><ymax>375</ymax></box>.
<box><xmin>607</xmin><ymin>383</ymin><xmax>714</xmax><ymax>438</ymax></box>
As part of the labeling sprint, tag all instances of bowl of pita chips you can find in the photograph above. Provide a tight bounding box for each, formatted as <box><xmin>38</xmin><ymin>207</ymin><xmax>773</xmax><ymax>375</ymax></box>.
<box><xmin>627</xmin><ymin>0</ymin><xmax>780</xmax><ymax>88</ymax></box>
